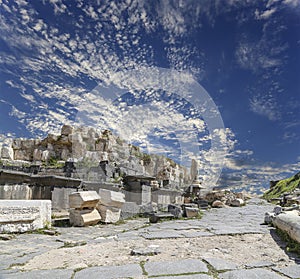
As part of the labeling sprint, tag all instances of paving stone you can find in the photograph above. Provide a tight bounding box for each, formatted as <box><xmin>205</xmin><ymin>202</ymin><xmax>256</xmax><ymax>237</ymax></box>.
<box><xmin>203</xmin><ymin>258</ymin><xmax>239</xmax><ymax>271</ymax></box>
<box><xmin>179</xmin><ymin>230</ymin><xmax>214</xmax><ymax>238</ymax></box>
<box><xmin>140</xmin><ymin>230</ymin><xmax>184</xmax><ymax>239</ymax></box>
<box><xmin>273</xmin><ymin>265</ymin><xmax>300</xmax><ymax>279</ymax></box>
<box><xmin>74</xmin><ymin>264</ymin><xmax>142</xmax><ymax>279</ymax></box>
<box><xmin>157</xmin><ymin>274</ymin><xmax>213</xmax><ymax>279</ymax></box>
<box><xmin>245</xmin><ymin>261</ymin><xmax>275</xmax><ymax>268</ymax></box>
<box><xmin>1</xmin><ymin>269</ymin><xmax>73</xmax><ymax>279</ymax></box>
<box><xmin>144</xmin><ymin>259</ymin><xmax>208</xmax><ymax>277</ymax></box>
<box><xmin>219</xmin><ymin>268</ymin><xmax>286</xmax><ymax>279</ymax></box>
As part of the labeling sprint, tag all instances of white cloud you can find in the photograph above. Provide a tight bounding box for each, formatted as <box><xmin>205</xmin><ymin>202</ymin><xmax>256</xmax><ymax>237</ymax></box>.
<box><xmin>255</xmin><ymin>8</ymin><xmax>277</xmax><ymax>20</ymax></box>
<box><xmin>283</xmin><ymin>0</ymin><xmax>300</xmax><ymax>7</ymax></box>
<box><xmin>249</xmin><ymin>95</ymin><xmax>280</xmax><ymax>121</ymax></box>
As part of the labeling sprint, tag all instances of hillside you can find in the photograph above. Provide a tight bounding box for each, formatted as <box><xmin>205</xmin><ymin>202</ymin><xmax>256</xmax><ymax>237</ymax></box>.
<box><xmin>263</xmin><ymin>172</ymin><xmax>300</xmax><ymax>200</ymax></box>
<box><xmin>0</xmin><ymin>125</ymin><xmax>191</xmax><ymax>188</ymax></box>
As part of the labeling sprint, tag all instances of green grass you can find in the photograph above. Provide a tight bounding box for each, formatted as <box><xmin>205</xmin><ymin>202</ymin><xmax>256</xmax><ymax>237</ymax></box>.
<box><xmin>263</xmin><ymin>172</ymin><xmax>300</xmax><ymax>200</ymax></box>
<box><xmin>275</xmin><ymin>228</ymin><xmax>300</xmax><ymax>255</ymax></box>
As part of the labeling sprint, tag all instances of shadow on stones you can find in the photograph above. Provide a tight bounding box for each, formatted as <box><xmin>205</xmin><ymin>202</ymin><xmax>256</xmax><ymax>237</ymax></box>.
<box><xmin>269</xmin><ymin>227</ymin><xmax>300</xmax><ymax>264</ymax></box>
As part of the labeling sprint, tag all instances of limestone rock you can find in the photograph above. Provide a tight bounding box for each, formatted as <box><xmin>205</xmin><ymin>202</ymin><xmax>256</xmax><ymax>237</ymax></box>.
<box><xmin>212</xmin><ymin>200</ymin><xmax>226</xmax><ymax>208</ymax></box>
<box><xmin>61</xmin><ymin>125</ymin><xmax>73</xmax><ymax>136</ymax></box>
<box><xmin>185</xmin><ymin>207</ymin><xmax>199</xmax><ymax>218</ymax></box>
<box><xmin>33</xmin><ymin>149</ymin><xmax>43</xmax><ymax>161</ymax></box>
<box><xmin>168</xmin><ymin>204</ymin><xmax>183</xmax><ymax>218</ymax></box>
<box><xmin>98</xmin><ymin>189</ymin><xmax>125</xmax><ymax>208</ymax></box>
<box><xmin>272</xmin><ymin>210</ymin><xmax>300</xmax><ymax>243</ymax></box>
<box><xmin>264</xmin><ymin>212</ymin><xmax>276</xmax><ymax>224</ymax></box>
<box><xmin>230</xmin><ymin>199</ymin><xmax>244</xmax><ymax>207</ymax></box>
<box><xmin>1</xmin><ymin>146</ymin><xmax>14</xmax><ymax>160</ymax></box>
<box><xmin>41</xmin><ymin>150</ymin><xmax>51</xmax><ymax>161</ymax></box>
<box><xmin>97</xmin><ymin>205</ymin><xmax>121</xmax><ymax>223</ymax></box>
<box><xmin>69</xmin><ymin>191</ymin><xmax>100</xmax><ymax>209</ymax></box>
<box><xmin>69</xmin><ymin>208</ymin><xmax>101</xmax><ymax>227</ymax></box>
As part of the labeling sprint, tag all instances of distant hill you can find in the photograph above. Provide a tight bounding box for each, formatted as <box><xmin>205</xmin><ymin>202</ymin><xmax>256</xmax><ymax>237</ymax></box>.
<box><xmin>263</xmin><ymin>172</ymin><xmax>300</xmax><ymax>200</ymax></box>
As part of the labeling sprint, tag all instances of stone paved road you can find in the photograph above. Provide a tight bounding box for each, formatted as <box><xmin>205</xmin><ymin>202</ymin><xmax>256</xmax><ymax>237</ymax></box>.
<box><xmin>0</xmin><ymin>198</ymin><xmax>299</xmax><ymax>279</ymax></box>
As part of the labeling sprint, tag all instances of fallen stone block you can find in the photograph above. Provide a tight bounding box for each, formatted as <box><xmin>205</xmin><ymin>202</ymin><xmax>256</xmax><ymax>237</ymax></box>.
<box><xmin>149</xmin><ymin>212</ymin><xmax>175</xmax><ymax>223</ymax></box>
<box><xmin>97</xmin><ymin>205</ymin><xmax>121</xmax><ymax>223</ymax></box>
<box><xmin>98</xmin><ymin>189</ymin><xmax>125</xmax><ymax>208</ymax></box>
<box><xmin>272</xmin><ymin>210</ymin><xmax>300</xmax><ymax>243</ymax></box>
<box><xmin>185</xmin><ymin>207</ymin><xmax>199</xmax><ymax>218</ymax></box>
<box><xmin>230</xmin><ymin>198</ymin><xmax>244</xmax><ymax>207</ymax></box>
<box><xmin>69</xmin><ymin>191</ymin><xmax>100</xmax><ymax>209</ymax></box>
<box><xmin>69</xmin><ymin>208</ymin><xmax>101</xmax><ymax>227</ymax></box>
<box><xmin>168</xmin><ymin>204</ymin><xmax>183</xmax><ymax>218</ymax></box>
<box><xmin>0</xmin><ymin>200</ymin><xmax>51</xmax><ymax>233</ymax></box>
<box><xmin>212</xmin><ymin>200</ymin><xmax>226</xmax><ymax>208</ymax></box>
<box><xmin>264</xmin><ymin>212</ymin><xmax>276</xmax><ymax>224</ymax></box>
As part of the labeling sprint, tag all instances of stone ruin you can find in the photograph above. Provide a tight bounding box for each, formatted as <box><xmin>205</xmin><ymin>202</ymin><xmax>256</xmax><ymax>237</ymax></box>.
<box><xmin>69</xmin><ymin>190</ymin><xmax>125</xmax><ymax>226</ymax></box>
<box><xmin>0</xmin><ymin>200</ymin><xmax>51</xmax><ymax>233</ymax></box>
<box><xmin>265</xmin><ymin>204</ymin><xmax>300</xmax><ymax>244</ymax></box>
<box><xmin>0</xmin><ymin>125</ymin><xmax>190</xmax><ymax>188</ymax></box>
<box><xmin>69</xmin><ymin>191</ymin><xmax>101</xmax><ymax>227</ymax></box>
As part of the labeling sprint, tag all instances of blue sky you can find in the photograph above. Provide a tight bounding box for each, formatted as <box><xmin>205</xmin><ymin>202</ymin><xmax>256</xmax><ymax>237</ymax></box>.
<box><xmin>0</xmin><ymin>0</ymin><xmax>299</xmax><ymax>192</ymax></box>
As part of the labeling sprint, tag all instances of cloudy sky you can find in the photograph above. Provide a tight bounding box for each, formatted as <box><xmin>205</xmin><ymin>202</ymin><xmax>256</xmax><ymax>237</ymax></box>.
<box><xmin>0</xmin><ymin>0</ymin><xmax>299</xmax><ymax>192</ymax></box>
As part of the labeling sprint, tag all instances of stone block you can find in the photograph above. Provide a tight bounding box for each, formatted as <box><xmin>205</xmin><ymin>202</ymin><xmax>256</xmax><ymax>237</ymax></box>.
<box><xmin>212</xmin><ymin>200</ymin><xmax>226</xmax><ymax>208</ymax></box>
<box><xmin>52</xmin><ymin>188</ymin><xmax>77</xmax><ymax>210</ymax></box>
<box><xmin>168</xmin><ymin>204</ymin><xmax>183</xmax><ymax>218</ymax></box>
<box><xmin>98</xmin><ymin>189</ymin><xmax>125</xmax><ymax>208</ymax></box>
<box><xmin>175</xmin><ymin>196</ymin><xmax>184</xmax><ymax>204</ymax></box>
<box><xmin>1</xmin><ymin>146</ymin><xmax>14</xmax><ymax>160</ymax></box>
<box><xmin>185</xmin><ymin>207</ymin><xmax>199</xmax><ymax>218</ymax></box>
<box><xmin>144</xmin><ymin>259</ymin><xmax>208</xmax><ymax>277</ymax></box>
<box><xmin>272</xmin><ymin>210</ymin><xmax>300</xmax><ymax>243</ymax></box>
<box><xmin>61</xmin><ymin>125</ymin><xmax>73</xmax><ymax>136</ymax></box>
<box><xmin>69</xmin><ymin>208</ymin><xmax>101</xmax><ymax>227</ymax></box>
<box><xmin>97</xmin><ymin>205</ymin><xmax>121</xmax><ymax>223</ymax></box>
<box><xmin>230</xmin><ymin>198</ymin><xmax>244</xmax><ymax>207</ymax></box>
<box><xmin>69</xmin><ymin>191</ymin><xmax>100</xmax><ymax>209</ymax></box>
<box><xmin>121</xmin><ymin>202</ymin><xmax>140</xmax><ymax>219</ymax></box>
<box><xmin>33</xmin><ymin>148</ymin><xmax>43</xmax><ymax>161</ymax></box>
<box><xmin>0</xmin><ymin>200</ymin><xmax>51</xmax><ymax>233</ymax></box>
<box><xmin>41</xmin><ymin>150</ymin><xmax>51</xmax><ymax>161</ymax></box>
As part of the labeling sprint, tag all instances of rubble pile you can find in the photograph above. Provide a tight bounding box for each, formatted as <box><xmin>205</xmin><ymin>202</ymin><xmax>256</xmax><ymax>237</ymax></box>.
<box><xmin>204</xmin><ymin>190</ymin><xmax>251</xmax><ymax>208</ymax></box>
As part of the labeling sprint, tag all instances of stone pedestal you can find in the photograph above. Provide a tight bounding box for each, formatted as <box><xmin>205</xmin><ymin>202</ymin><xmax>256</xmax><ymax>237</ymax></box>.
<box><xmin>0</xmin><ymin>200</ymin><xmax>51</xmax><ymax>233</ymax></box>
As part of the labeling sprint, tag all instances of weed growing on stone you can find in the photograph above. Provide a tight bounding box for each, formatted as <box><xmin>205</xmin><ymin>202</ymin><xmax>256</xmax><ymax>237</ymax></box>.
<box><xmin>276</xmin><ymin>228</ymin><xmax>300</xmax><ymax>255</ymax></box>
<box><xmin>139</xmin><ymin>260</ymin><xmax>148</xmax><ymax>276</ymax></box>
<box><xmin>60</xmin><ymin>241</ymin><xmax>87</xmax><ymax>248</ymax></box>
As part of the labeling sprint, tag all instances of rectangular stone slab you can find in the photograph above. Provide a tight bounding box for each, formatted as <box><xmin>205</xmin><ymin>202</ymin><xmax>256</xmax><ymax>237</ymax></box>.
<box><xmin>0</xmin><ymin>200</ymin><xmax>51</xmax><ymax>233</ymax></box>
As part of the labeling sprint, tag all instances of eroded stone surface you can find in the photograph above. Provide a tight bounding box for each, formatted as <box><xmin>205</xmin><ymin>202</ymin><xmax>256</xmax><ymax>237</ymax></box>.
<box><xmin>74</xmin><ymin>264</ymin><xmax>142</xmax><ymax>279</ymax></box>
<box><xmin>144</xmin><ymin>259</ymin><xmax>208</xmax><ymax>277</ymax></box>
<box><xmin>0</xmin><ymin>200</ymin><xmax>51</xmax><ymax>233</ymax></box>
<box><xmin>273</xmin><ymin>264</ymin><xmax>300</xmax><ymax>279</ymax></box>
<box><xmin>220</xmin><ymin>268</ymin><xmax>285</xmax><ymax>279</ymax></box>
<box><xmin>203</xmin><ymin>257</ymin><xmax>239</xmax><ymax>271</ymax></box>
